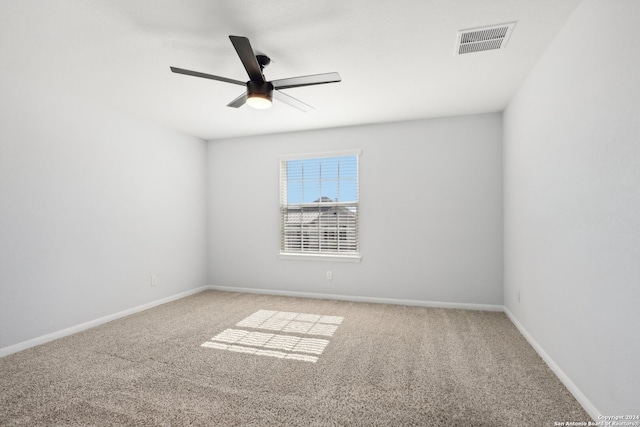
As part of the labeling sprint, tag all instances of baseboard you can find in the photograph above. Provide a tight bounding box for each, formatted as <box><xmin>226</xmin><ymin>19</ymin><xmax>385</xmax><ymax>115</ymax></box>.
<box><xmin>0</xmin><ymin>286</ymin><xmax>209</xmax><ymax>359</ymax></box>
<box><xmin>206</xmin><ymin>285</ymin><xmax>504</xmax><ymax>311</ymax></box>
<box><xmin>503</xmin><ymin>307</ymin><xmax>599</xmax><ymax>421</ymax></box>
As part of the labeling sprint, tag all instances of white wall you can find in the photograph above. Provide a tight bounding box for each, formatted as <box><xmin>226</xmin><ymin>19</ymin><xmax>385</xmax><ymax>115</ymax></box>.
<box><xmin>208</xmin><ymin>114</ymin><xmax>503</xmax><ymax>305</ymax></box>
<box><xmin>503</xmin><ymin>0</ymin><xmax>640</xmax><ymax>415</ymax></box>
<box><xmin>0</xmin><ymin>74</ymin><xmax>208</xmax><ymax>350</ymax></box>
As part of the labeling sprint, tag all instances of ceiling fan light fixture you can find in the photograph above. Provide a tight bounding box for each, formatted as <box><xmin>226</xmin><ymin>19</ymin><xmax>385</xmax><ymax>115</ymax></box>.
<box><xmin>246</xmin><ymin>81</ymin><xmax>273</xmax><ymax>109</ymax></box>
<box><xmin>247</xmin><ymin>93</ymin><xmax>272</xmax><ymax>109</ymax></box>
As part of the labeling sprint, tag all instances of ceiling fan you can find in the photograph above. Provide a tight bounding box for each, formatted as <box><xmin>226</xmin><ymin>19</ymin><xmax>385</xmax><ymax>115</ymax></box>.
<box><xmin>170</xmin><ymin>35</ymin><xmax>341</xmax><ymax>112</ymax></box>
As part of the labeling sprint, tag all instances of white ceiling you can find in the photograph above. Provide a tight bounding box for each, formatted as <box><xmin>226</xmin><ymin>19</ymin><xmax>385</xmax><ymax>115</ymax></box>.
<box><xmin>0</xmin><ymin>0</ymin><xmax>582</xmax><ymax>141</ymax></box>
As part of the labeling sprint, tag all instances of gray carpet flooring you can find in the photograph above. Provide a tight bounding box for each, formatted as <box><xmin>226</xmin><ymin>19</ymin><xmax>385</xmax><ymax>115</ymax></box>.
<box><xmin>0</xmin><ymin>290</ymin><xmax>590</xmax><ymax>426</ymax></box>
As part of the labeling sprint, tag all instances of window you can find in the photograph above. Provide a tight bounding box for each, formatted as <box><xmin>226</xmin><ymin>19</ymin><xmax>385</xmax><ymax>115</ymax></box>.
<box><xmin>280</xmin><ymin>150</ymin><xmax>360</xmax><ymax>259</ymax></box>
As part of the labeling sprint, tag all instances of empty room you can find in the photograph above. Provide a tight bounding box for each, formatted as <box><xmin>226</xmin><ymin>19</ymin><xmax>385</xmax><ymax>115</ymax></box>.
<box><xmin>1</xmin><ymin>0</ymin><xmax>638</xmax><ymax>425</ymax></box>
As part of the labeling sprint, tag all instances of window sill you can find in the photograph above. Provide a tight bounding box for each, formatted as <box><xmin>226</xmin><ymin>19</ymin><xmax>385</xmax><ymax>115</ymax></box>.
<box><xmin>279</xmin><ymin>253</ymin><xmax>362</xmax><ymax>263</ymax></box>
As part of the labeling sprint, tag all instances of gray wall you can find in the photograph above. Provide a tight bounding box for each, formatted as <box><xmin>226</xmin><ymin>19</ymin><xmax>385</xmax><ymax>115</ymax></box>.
<box><xmin>503</xmin><ymin>0</ymin><xmax>640</xmax><ymax>415</ymax></box>
<box><xmin>0</xmin><ymin>74</ymin><xmax>208</xmax><ymax>349</ymax></box>
<box><xmin>208</xmin><ymin>114</ymin><xmax>503</xmax><ymax>305</ymax></box>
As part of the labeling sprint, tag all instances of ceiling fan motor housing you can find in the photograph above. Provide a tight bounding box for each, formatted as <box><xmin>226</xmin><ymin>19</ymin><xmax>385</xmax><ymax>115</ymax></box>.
<box><xmin>247</xmin><ymin>80</ymin><xmax>274</xmax><ymax>102</ymax></box>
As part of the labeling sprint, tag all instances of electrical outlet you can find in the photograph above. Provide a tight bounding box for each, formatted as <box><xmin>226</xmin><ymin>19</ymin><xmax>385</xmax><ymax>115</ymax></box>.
<box><xmin>151</xmin><ymin>275</ymin><xmax>158</xmax><ymax>287</ymax></box>
<box><xmin>326</xmin><ymin>271</ymin><xmax>333</xmax><ymax>280</ymax></box>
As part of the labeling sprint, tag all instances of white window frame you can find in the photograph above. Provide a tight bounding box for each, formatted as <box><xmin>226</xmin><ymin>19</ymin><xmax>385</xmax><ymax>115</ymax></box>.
<box><xmin>279</xmin><ymin>149</ymin><xmax>361</xmax><ymax>262</ymax></box>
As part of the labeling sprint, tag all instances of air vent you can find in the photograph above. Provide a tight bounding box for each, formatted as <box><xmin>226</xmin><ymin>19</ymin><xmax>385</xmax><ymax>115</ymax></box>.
<box><xmin>455</xmin><ymin>22</ymin><xmax>516</xmax><ymax>55</ymax></box>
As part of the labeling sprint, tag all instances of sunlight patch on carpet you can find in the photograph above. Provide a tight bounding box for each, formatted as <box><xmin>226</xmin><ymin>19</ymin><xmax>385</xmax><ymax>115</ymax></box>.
<box><xmin>201</xmin><ymin>310</ymin><xmax>344</xmax><ymax>363</ymax></box>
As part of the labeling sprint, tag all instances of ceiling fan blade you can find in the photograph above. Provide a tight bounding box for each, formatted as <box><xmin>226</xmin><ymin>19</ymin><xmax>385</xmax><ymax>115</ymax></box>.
<box><xmin>229</xmin><ymin>35</ymin><xmax>265</xmax><ymax>83</ymax></box>
<box><xmin>227</xmin><ymin>92</ymin><xmax>247</xmax><ymax>108</ymax></box>
<box><xmin>273</xmin><ymin>90</ymin><xmax>314</xmax><ymax>112</ymax></box>
<box><xmin>170</xmin><ymin>67</ymin><xmax>245</xmax><ymax>86</ymax></box>
<box><xmin>271</xmin><ymin>72</ymin><xmax>341</xmax><ymax>90</ymax></box>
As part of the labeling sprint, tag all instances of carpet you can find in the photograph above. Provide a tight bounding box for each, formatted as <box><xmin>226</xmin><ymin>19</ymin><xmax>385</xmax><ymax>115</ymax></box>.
<box><xmin>0</xmin><ymin>290</ymin><xmax>591</xmax><ymax>426</ymax></box>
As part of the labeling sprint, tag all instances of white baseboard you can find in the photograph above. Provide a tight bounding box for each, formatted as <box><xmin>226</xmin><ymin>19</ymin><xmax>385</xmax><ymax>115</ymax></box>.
<box><xmin>503</xmin><ymin>307</ymin><xmax>599</xmax><ymax>421</ymax></box>
<box><xmin>0</xmin><ymin>286</ymin><xmax>209</xmax><ymax>359</ymax></box>
<box><xmin>206</xmin><ymin>285</ymin><xmax>504</xmax><ymax>312</ymax></box>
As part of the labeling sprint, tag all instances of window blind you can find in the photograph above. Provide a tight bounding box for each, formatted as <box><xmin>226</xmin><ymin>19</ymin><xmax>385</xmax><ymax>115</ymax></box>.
<box><xmin>280</xmin><ymin>152</ymin><xmax>359</xmax><ymax>255</ymax></box>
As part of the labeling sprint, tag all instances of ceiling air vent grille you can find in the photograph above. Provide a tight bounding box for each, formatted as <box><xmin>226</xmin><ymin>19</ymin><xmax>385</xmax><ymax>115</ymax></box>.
<box><xmin>455</xmin><ymin>22</ymin><xmax>516</xmax><ymax>55</ymax></box>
